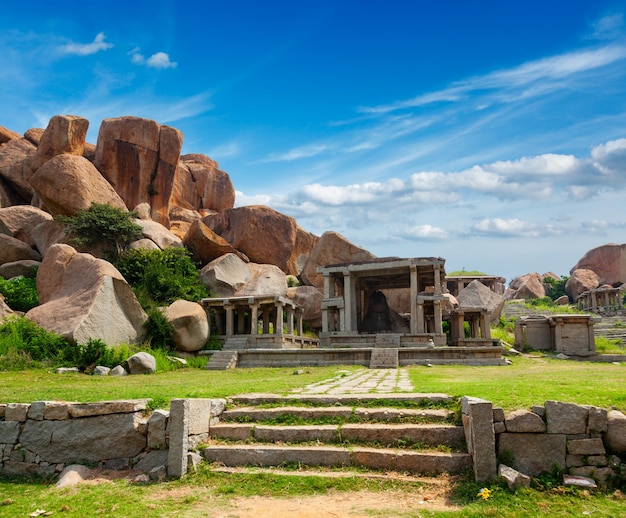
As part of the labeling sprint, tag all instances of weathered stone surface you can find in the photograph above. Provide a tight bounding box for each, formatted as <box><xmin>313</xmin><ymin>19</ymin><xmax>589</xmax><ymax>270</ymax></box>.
<box><xmin>129</xmin><ymin>238</ymin><xmax>160</xmax><ymax>251</ymax></box>
<box><xmin>236</xmin><ymin>263</ymin><xmax>288</xmax><ymax>297</ymax></box>
<box><xmin>545</xmin><ymin>401</ymin><xmax>588</xmax><ymax>434</ymax></box>
<box><xmin>0</xmin><ymin>233</ymin><xmax>41</xmax><ymax>265</ymax></box>
<box><xmin>68</xmin><ymin>400</ymin><xmax>149</xmax><ymax>418</ymax></box>
<box><xmin>25</xmin><ymin>244</ymin><xmax>147</xmax><ymax>345</ymax></box>
<box><xmin>498</xmin><ymin>464</ymin><xmax>531</xmax><ymax>490</ymax></box>
<box><xmin>167</xmin><ymin>399</ymin><xmax>190</xmax><ymax>478</ymax></box>
<box><xmin>605</xmin><ymin>410</ymin><xmax>626</xmax><ymax>452</ymax></box>
<box><xmin>301</xmin><ymin>231</ymin><xmax>375</xmax><ymax>291</ymax></box>
<box><xmin>567</xmin><ymin>438</ymin><xmax>605</xmax><ymax>455</ymax></box>
<box><xmin>24</xmin><ymin>128</ymin><xmax>44</xmax><ymax>145</ymax></box>
<box><xmin>42</xmin><ymin>402</ymin><xmax>72</xmax><ymax>420</ymax></box>
<box><xmin>0</xmin><ymin>259</ymin><xmax>40</xmax><ymax>279</ymax></box>
<box><xmin>0</xmin><ymin>421</ymin><xmax>21</xmax><ymax>444</ymax></box>
<box><xmin>504</xmin><ymin>272</ymin><xmax>555</xmax><ymax>300</ymax></box>
<box><xmin>55</xmin><ymin>464</ymin><xmax>92</xmax><ymax>488</ymax></box>
<box><xmin>566</xmin><ymin>269</ymin><xmax>601</xmax><ymax>300</ymax></box>
<box><xmin>127</xmin><ymin>352</ymin><xmax>157</xmax><ymax>374</ymax></box>
<box><xmin>498</xmin><ymin>433</ymin><xmax>566</xmax><ymax>476</ymax></box>
<box><xmin>457</xmin><ymin>280</ymin><xmax>505</xmax><ymax>323</ymax></box>
<box><xmin>134</xmin><ymin>202</ymin><xmax>152</xmax><ymax>220</ymax></box>
<box><xmin>5</xmin><ymin>403</ymin><xmax>30</xmax><ymax>421</ymax></box>
<box><xmin>183</xmin><ymin>219</ymin><xmax>247</xmax><ymax>266</ymax></box>
<box><xmin>32</xmin><ymin>115</ymin><xmax>89</xmax><ymax>171</ymax></box>
<box><xmin>135</xmin><ymin>450</ymin><xmax>169</xmax><ymax>473</ymax></box>
<box><xmin>462</xmin><ymin>396</ymin><xmax>497</xmax><ymax>482</ymax></box>
<box><xmin>555</xmin><ymin>295</ymin><xmax>570</xmax><ymax>305</ymax></box>
<box><xmin>0</xmin><ymin>295</ymin><xmax>15</xmax><ymax>320</ymax></box>
<box><xmin>0</xmin><ymin>137</ymin><xmax>37</xmax><ymax>200</ymax></box>
<box><xmin>110</xmin><ymin>365</ymin><xmax>128</xmax><ymax>376</ymax></box>
<box><xmin>93</xmin><ymin>366</ymin><xmax>110</xmax><ymax>376</ymax></box>
<box><xmin>31</xmin><ymin>220</ymin><xmax>69</xmax><ymax>256</ymax></box>
<box><xmin>29</xmin><ymin>154</ymin><xmax>127</xmax><ymax>217</ymax></box>
<box><xmin>204</xmin><ymin>205</ymin><xmax>317</xmax><ymax>275</ymax></box>
<box><xmin>587</xmin><ymin>406</ymin><xmax>608</xmax><ymax>434</ymax></box>
<box><xmin>286</xmin><ymin>285</ymin><xmax>323</xmax><ymax>328</ymax></box>
<box><xmin>135</xmin><ymin>219</ymin><xmax>183</xmax><ymax>249</ymax></box>
<box><xmin>94</xmin><ymin>116</ymin><xmax>183</xmax><ymax>227</ymax></box>
<box><xmin>164</xmin><ymin>300</ymin><xmax>209</xmax><ymax>353</ymax></box>
<box><xmin>0</xmin><ymin>205</ymin><xmax>53</xmax><ymax>247</ymax></box>
<box><xmin>174</xmin><ymin>154</ymin><xmax>236</xmax><ymax>212</ymax></box>
<box><xmin>147</xmin><ymin>409</ymin><xmax>169</xmax><ymax>449</ymax></box>
<box><xmin>20</xmin><ymin>413</ymin><xmax>147</xmax><ymax>463</ymax></box>
<box><xmin>200</xmin><ymin>253</ymin><xmax>251</xmax><ymax>297</ymax></box>
<box><xmin>570</xmin><ymin>243</ymin><xmax>626</xmax><ymax>287</ymax></box>
<box><xmin>0</xmin><ymin>125</ymin><xmax>21</xmax><ymax>144</ymax></box>
<box><xmin>505</xmin><ymin>410</ymin><xmax>546</xmax><ymax>433</ymax></box>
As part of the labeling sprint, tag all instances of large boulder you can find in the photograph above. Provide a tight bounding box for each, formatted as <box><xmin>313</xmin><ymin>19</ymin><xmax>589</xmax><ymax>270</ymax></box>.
<box><xmin>127</xmin><ymin>352</ymin><xmax>156</xmax><ymax>374</ymax></box>
<box><xmin>0</xmin><ymin>205</ymin><xmax>54</xmax><ymax>247</ymax></box>
<box><xmin>604</xmin><ymin>410</ymin><xmax>626</xmax><ymax>453</ymax></box>
<box><xmin>31</xmin><ymin>220</ymin><xmax>70</xmax><ymax>256</ymax></box>
<box><xmin>457</xmin><ymin>280</ymin><xmax>505</xmax><ymax>323</ymax></box>
<box><xmin>31</xmin><ymin>115</ymin><xmax>89</xmax><ymax>171</ymax></box>
<box><xmin>566</xmin><ymin>269</ymin><xmax>600</xmax><ymax>301</ymax></box>
<box><xmin>25</xmin><ymin>244</ymin><xmax>147</xmax><ymax>345</ymax></box>
<box><xmin>200</xmin><ymin>253</ymin><xmax>251</xmax><ymax>297</ymax></box>
<box><xmin>163</xmin><ymin>300</ymin><xmax>209</xmax><ymax>352</ymax></box>
<box><xmin>173</xmin><ymin>154</ymin><xmax>235</xmax><ymax>212</ymax></box>
<box><xmin>570</xmin><ymin>243</ymin><xmax>626</xmax><ymax>287</ymax></box>
<box><xmin>300</xmin><ymin>231</ymin><xmax>376</xmax><ymax>291</ymax></box>
<box><xmin>504</xmin><ymin>272</ymin><xmax>557</xmax><ymax>300</ymax></box>
<box><xmin>0</xmin><ymin>234</ymin><xmax>41</xmax><ymax>265</ymax></box>
<box><xmin>0</xmin><ymin>125</ymin><xmax>22</xmax><ymax>144</ymax></box>
<box><xmin>0</xmin><ymin>260</ymin><xmax>40</xmax><ymax>279</ymax></box>
<box><xmin>29</xmin><ymin>154</ymin><xmax>127</xmax><ymax>217</ymax></box>
<box><xmin>0</xmin><ymin>137</ymin><xmax>37</xmax><ymax>201</ymax></box>
<box><xmin>94</xmin><ymin>117</ymin><xmax>183</xmax><ymax>227</ymax></box>
<box><xmin>182</xmin><ymin>219</ymin><xmax>248</xmax><ymax>266</ymax></box>
<box><xmin>203</xmin><ymin>205</ymin><xmax>317</xmax><ymax>276</ymax></box>
<box><xmin>135</xmin><ymin>219</ymin><xmax>183</xmax><ymax>249</ymax></box>
<box><xmin>286</xmin><ymin>285</ymin><xmax>324</xmax><ymax>328</ymax></box>
<box><xmin>237</xmin><ymin>263</ymin><xmax>288</xmax><ymax>297</ymax></box>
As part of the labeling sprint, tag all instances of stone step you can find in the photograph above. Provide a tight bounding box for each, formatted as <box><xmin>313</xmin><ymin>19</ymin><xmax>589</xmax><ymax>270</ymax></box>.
<box><xmin>220</xmin><ymin>406</ymin><xmax>454</xmax><ymax>423</ymax></box>
<box><xmin>205</xmin><ymin>350</ymin><xmax>238</xmax><ymax>370</ymax></box>
<box><xmin>201</xmin><ymin>444</ymin><xmax>472</xmax><ymax>474</ymax></box>
<box><xmin>369</xmin><ymin>348</ymin><xmax>399</xmax><ymax>368</ymax></box>
<box><xmin>229</xmin><ymin>392</ymin><xmax>453</xmax><ymax>406</ymax></box>
<box><xmin>210</xmin><ymin>422</ymin><xmax>465</xmax><ymax>448</ymax></box>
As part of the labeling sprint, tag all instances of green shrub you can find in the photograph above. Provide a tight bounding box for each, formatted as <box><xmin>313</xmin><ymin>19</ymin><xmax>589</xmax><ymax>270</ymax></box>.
<box><xmin>57</xmin><ymin>203</ymin><xmax>143</xmax><ymax>261</ymax></box>
<box><xmin>59</xmin><ymin>338</ymin><xmax>129</xmax><ymax>373</ymax></box>
<box><xmin>544</xmin><ymin>275</ymin><xmax>569</xmax><ymax>301</ymax></box>
<box><xmin>0</xmin><ymin>276</ymin><xmax>39</xmax><ymax>312</ymax></box>
<box><xmin>116</xmin><ymin>247</ymin><xmax>208</xmax><ymax>307</ymax></box>
<box><xmin>0</xmin><ymin>316</ymin><xmax>68</xmax><ymax>366</ymax></box>
<box><xmin>144</xmin><ymin>307</ymin><xmax>174</xmax><ymax>348</ymax></box>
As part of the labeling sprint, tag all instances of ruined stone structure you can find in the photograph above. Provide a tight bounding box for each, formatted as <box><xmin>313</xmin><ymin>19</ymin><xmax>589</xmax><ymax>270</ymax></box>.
<box><xmin>446</xmin><ymin>275</ymin><xmax>505</xmax><ymax>297</ymax></box>
<box><xmin>447</xmin><ymin>307</ymin><xmax>492</xmax><ymax>347</ymax></box>
<box><xmin>201</xmin><ymin>295</ymin><xmax>318</xmax><ymax>349</ymax></box>
<box><xmin>576</xmin><ymin>285</ymin><xmax>625</xmax><ymax>315</ymax></box>
<box><xmin>514</xmin><ymin>314</ymin><xmax>596</xmax><ymax>356</ymax></box>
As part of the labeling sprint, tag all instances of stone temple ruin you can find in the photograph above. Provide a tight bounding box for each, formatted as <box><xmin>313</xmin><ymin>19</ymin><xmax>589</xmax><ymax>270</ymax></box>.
<box><xmin>202</xmin><ymin>256</ymin><xmax>505</xmax><ymax>368</ymax></box>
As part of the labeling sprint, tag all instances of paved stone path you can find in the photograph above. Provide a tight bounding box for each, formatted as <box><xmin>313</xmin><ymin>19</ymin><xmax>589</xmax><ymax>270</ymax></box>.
<box><xmin>291</xmin><ymin>368</ymin><xmax>414</xmax><ymax>395</ymax></box>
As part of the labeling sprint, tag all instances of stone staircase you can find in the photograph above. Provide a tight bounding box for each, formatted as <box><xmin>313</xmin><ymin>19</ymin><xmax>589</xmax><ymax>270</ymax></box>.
<box><xmin>199</xmin><ymin>393</ymin><xmax>472</xmax><ymax>476</ymax></box>
<box><xmin>205</xmin><ymin>350</ymin><xmax>239</xmax><ymax>370</ymax></box>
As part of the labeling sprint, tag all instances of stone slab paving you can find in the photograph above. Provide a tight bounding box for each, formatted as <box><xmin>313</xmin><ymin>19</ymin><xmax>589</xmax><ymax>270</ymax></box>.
<box><xmin>291</xmin><ymin>368</ymin><xmax>414</xmax><ymax>395</ymax></box>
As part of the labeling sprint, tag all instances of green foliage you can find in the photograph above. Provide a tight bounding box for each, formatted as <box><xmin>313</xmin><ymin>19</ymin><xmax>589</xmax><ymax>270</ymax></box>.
<box><xmin>0</xmin><ymin>316</ymin><xmax>68</xmax><ymax>368</ymax></box>
<box><xmin>448</xmin><ymin>269</ymin><xmax>487</xmax><ymax>276</ymax></box>
<box><xmin>116</xmin><ymin>247</ymin><xmax>208</xmax><ymax>308</ymax></box>
<box><xmin>544</xmin><ymin>275</ymin><xmax>569</xmax><ymax>300</ymax></box>
<box><xmin>595</xmin><ymin>336</ymin><xmax>624</xmax><ymax>354</ymax></box>
<box><xmin>144</xmin><ymin>307</ymin><xmax>174</xmax><ymax>348</ymax></box>
<box><xmin>58</xmin><ymin>338</ymin><xmax>129</xmax><ymax>373</ymax></box>
<box><xmin>57</xmin><ymin>203</ymin><xmax>143</xmax><ymax>260</ymax></box>
<box><xmin>0</xmin><ymin>275</ymin><xmax>39</xmax><ymax>312</ymax></box>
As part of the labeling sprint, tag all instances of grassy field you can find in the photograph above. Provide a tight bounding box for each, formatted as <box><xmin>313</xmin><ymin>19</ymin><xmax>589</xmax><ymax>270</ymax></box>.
<box><xmin>1</xmin><ymin>358</ymin><xmax>626</xmax><ymax>517</ymax></box>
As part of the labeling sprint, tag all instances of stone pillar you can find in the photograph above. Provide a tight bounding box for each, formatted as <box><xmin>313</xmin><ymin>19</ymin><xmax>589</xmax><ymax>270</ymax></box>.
<box><xmin>410</xmin><ymin>266</ymin><xmax>418</xmax><ymax>334</ymax></box>
<box><xmin>343</xmin><ymin>272</ymin><xmax>353</xmax><ymax>332</ymax></box>
<box><xmin>262</xmin><ymin>307</ymin><xmax>271</xmax><ymax>334</ymax></box>
<box><xmin>461</xmin><ymin>396</ymin><xmax>497</xmax><ymax>482</ymax></box>
<box><xmin>167</xmin><ymin>399</ymin><xmax>189</xmax><ymax>478</ymax></box>
<box><xmin>236</xmin><ymin>307</ymin><xmax>246</xmax><ymax>334</ymax></box>
<box><xmin>250</xmin><ymin>303</ymin><xmax>259</xmax><ymax>335</ymax></box>
<box><xmin>417</xmin><ymin>301</ymin><xmax>425</xmax><ymax>333</ymax></box>
<box><xmin>553</xmin><ymin>318</ymin><xmax>563</xmax><ymax>352</ymax></box>
<box><xmin>286</xmin><ymin>305</ymin><xmax>294</xmax><ymax>335</ymax></box>
<box><xmin>434</xmin><ymin>265</ymin><xmax>442</xmax><ymax>296</ymax></box>
<box><xmin>480</xmin><ymin>313</ymin><xmax>491</xmax><ymax>340</ymax></box>
<box><xmin>433</xmin><ymin>300</ymin><xmax>443</xmax><ymax>334</ymax></box>
<box><xmin>297</xmin><ymin>308</ymin><xmax>303</xmax><ymax>337</ymax></box>
<box><xmin>323</xmin><ymin>273</ymin><xmax>331</xmax><ymax>298</ymax></box>
<box><xmin>274</xmin><ymin>302</ymin><xmax>284</xmax><ymax>337</ymax></box>
<box><xmin>224</xmin><ymin>304</ymin><xmax>234</xmax><ymax>337</ymax></box>
<box><xmin>591</xmin><ymin>291</ymin><xmax>597</xmax><ymax>312</ymax></box>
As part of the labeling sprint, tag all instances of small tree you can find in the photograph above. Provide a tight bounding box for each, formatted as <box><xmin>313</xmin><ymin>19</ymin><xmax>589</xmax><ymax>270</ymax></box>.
<box><xmin>544</xmin><ymin>275</ymin><xmax>569</xmax><ymax>301</ymax></box>
<box><xmin>57</xmin><ymin>203</ymin><xmax>143</xmax><ymax>261</ymax></box>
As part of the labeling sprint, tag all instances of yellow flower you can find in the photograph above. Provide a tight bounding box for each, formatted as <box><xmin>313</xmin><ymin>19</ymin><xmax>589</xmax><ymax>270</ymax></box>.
<box><xmin>477</xmin><ymin>487</ymin><xmax>492</xmax><ymax>500</ymax></box>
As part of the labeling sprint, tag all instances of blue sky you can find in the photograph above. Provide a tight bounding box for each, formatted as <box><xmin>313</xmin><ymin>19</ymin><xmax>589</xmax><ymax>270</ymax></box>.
<box><xmin>2</xmin><ymin>1</ymin><xmax>626</xmax><ymax>282</ymax></box>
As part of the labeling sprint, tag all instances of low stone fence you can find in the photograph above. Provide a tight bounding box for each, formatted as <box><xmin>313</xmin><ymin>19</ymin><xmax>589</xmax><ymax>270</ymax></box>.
<box><xmin>0</xmin><ymin>398</ymin><xmax>226</xmax><ymax>480</ymax></box>
<box><xmin>462</xmin><ymin>396</ymin><xmax>626</xmax><ymax>485</ymax></box>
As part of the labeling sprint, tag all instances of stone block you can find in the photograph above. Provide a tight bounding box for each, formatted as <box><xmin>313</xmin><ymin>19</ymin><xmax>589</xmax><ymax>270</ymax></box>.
<box><xmin>134</xmin><ymin>449</ymin><xmax>169</xmax><ymax>472</ymax></box>
<box><xmin>498</xmin><ymin>464</ymin><xmax>531</xmax><ymax>490</ymax></box>
<box><xmin>2</xmin><ymin>460</ymin><xmax>39</xmax><ymax>477</ymax></box>
<box><xmin>187</xmin><ymin>399</ymin><xmax>214</xmax><ymax>435</ymax></box>
<box><xmin>462</xmin><ymin>396</ymin><xmax>496</xmax><ymax>482</ymax></box>
<box><xmin>605</xmin><ymin>410</ymin><xmax>626</xmax><ymax>452</ymax></box>
<box><xmin>167</xmin><ymin>399</ymin><xmax>189</xmax><ymax>478</ymax></box>
<box><xmin>586</xmin><ymin>406</ymin><xmax>608</xmax><ymax>434</ymax></box>
<box><xmin>532</xmin><ymin>405</ymin><xmax>545</xmax><ymax>418</ymax></box>
<box><xmin>505</xmin><ymin>410</ymin><xmax>546</xmax><ymax>433</ymax></box>
<box><xmin>492</xmin><ymin>408</ymin><xmax>505</xmax><ymax>422</ymax></box>
<box><xmin>498</xmin><ymin>433</ymin><xmax>566</xmax><ymax>476</ymax></box>
<box><xmin>104</xmin><ymin>457</ymin><xmax>130</xmax><ymax>470</ymax></box>
<box><xmin>545</xmin><ymin>401</ymin><xmax>588</xmax><ymax>434</ymax></box>
<box><xmin>567</xmin><ymin>438</ymin><xmax>605</xmax><ymax>456</ymax></box>
<box><xmin>0</xmin><ymin>421</ymin><xmax>20</xmax><ymax>444</ymax></box>
<box><xmin>494</xmin><ymin>422</ymin><xmax>506</xmax><ymax>434</ymax></box>
<box><xmin>569</xmin><ymin>466</ymin><xmax>614</xmax><ymax>486</ymax></box>
<box><xmin>5</xmin><ymin>403</ymin><xmax>29</xmax><ymax>421</ymax></box>
<box><xmin>27</xmin><ymin>401</ymin><xmax>46</xmax><ymax>420</ymax></box>
<box><xmin>68</xmin><ymin>399</ymin><xmax>150</xmax><ymax>418</ymax></box>
<box><xmin>350</xmin><ymin>448</ymin><xmax>396</xmax><ymax>470</ymax></box>
<box><xmin>210</xmin><ymin>423</ymin><xmax>254</xmax><ymax>441</ymax></box>
<box><xmin>43</xmin><ymin>402</ymin><xmax>72</xmax><ymax>420</ymax></box>
<box><xmin>0</xmin><ymin>404</ymin><xmax>5</xmax><ymax>418</ymax></box>
<box><xmin>255</xmin><ymin>425</ymin><xmax>338</xmax><ymax>443</ymax></box>
<box><xmin>147</xmin><ymin>409</ymin><xmax>169</xmax><ymax>449</ymax></box>
<box><xmin>149</xmin><ymin>464</ymin><xmax>168</xmax><ymax>481</ymax></box>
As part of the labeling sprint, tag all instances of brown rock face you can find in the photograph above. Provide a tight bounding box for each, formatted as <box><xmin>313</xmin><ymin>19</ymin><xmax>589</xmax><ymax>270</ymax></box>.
<box><xmin>300</xmin><ymin>231</ymin><xmax>376</xmax><ymax>291</ymax></box>
<box><xmin>175</xmin><ymin>154</ymin><xmax>235</xmax><ymax>212</ymax></box>
<box><xmin>457</xmin><ymin>280</ymin><xmax>505</xmax><ymax>323</ymax></box>
<box><xmin>570</xmin><ymin>243</ymin><xmax>626</xmax><ymax>286</ymax></box>
<box><xmin>566</xmin><ymin>269</ymin><xmax>600</xmax><ymax>300</ymax></box>
<box><xmin>32</xmin><ymin>115</ymin><xmax>89</xmax><ymax>171</ymax></box>
<box><xmin>204</xmin><ymin>205</ymin><xmax>317</xmax><ymax>276</ymax></box>
<box><xmin>0</xmin><ymin>234</ymin><xmax>42</xmax><ymax>265</ymax></box>
<box><xmin>504</xmin><ymin>272</ymin><xmax>550</xmax><ymax>300</ymax></box>
<box><xmin>0</xmin><ymin>137</ymin><xmax>37</xmax><ymax>201</ymax></box>
<box><xmin>0</xmin><ymin>206</ymin><xmax>53</xmax><ymax>248</ymax></box>
<box><xmin>94</xmin><ymin>117</ymin><xmax>183</xmax><ymax>227</ymax></box>
<box><xmin>0</xmin><ymin>125</ymin><xmax>21</xmax><ymax>144</ymax></box>
<box><xmin>29</xmin><ymin>154</ymin><xmax>127</xmax><ymax>216</ymax></box>
<box><xmin>182</xmin><ymin>219</ymin><xmax>248</xmax><ymax>266</ymax></box>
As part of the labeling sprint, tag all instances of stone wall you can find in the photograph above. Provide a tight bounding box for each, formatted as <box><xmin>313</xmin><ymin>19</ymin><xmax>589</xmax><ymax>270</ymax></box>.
<box><xmin>462</xmin><ymin>396</ymin><xmax>626</xmax><ymax>486</ymax></box>
<box><xmin>0</xmin><ymin>397</ymin><xmax>226</xmax><ymax>479</ymax></box>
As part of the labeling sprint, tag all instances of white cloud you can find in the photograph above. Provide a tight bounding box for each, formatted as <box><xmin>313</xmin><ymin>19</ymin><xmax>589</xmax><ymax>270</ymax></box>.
<box><xmin>60</xmin><ymin>32</ymin><xmax>113</xmax><ymax>56</ymax></box>
<box><xmin>591</xmin><ymin>13</ymin><xmax>624</xmax><ymax>40</ymax></box>
<box><xmin>591</xmin><ymin>138</ymin><xmax>626</xmax><ymax>174</ymax></box>
<box><xmin>401</xmin><ymin>224</ymin><xmax>449</xmax><ymax>240</ymax></box>
<box><xmin>130</xmin><ymin>48</ymin><xmax>177</xmax><ymax>68</ymax></box>
<box><xmin>471</xmin><ymin>218</ymin><xmax>544</xmax><ymax>238</ymax></box>
<box><xmin>261</xmin><ymin>144</ymin><xmax>330</xmax><ymax>162</ymax></box>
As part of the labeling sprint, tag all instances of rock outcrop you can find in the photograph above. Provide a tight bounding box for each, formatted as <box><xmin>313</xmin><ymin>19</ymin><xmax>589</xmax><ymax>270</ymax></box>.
<box><xmin>0</xmin><ymin>205</ymin><xmax>53</xmax><ymax>248</ymax></box>
<box><xmin>566</xmin><ymin>269</ymin><xmax>600</xmax><ymax>301</ymax></box>
<box><xmin>182</xmin><ymin>219</ymin><xmax>248</xmax><ymax>266</ymax></box>
<box><xmin>0</xmin><ymin>137</ymin><xmax>37</xmax><ymax>201</ymax></box>
<box><xmin>200</xmin><ymin>253</ymin><xmax>251</xmax><ymax>297</ymax></box>
<box><xmin>31</xmin><ymin>115</ymin><xmax>89</xmax><ymax>171</ymax></box>
<box><xmin>25</xmin><ymin>244</ymin><xmax>147</xmax><ymax>345</ymax></box>
<box><xmin>163</xmin><ymin>300</ymin><xmax>209</xmax><ymax>352</ymax></box>
<box><xmin>286</xmin><ymin>285</ymin><xmax>323</xmax><ymax>328</ymax></box>
<box><xmin>457</xmin><ymin>280</ymin><xmax>505</xmax><ymax>323</ymax></box>
<box><xmin>504</xmin><ymin>272</ymin><xmax>559</xmax><ymax>300</ymax></box>
<box><xmin>0</xmin><ymin>234</ymin><xmax>42</xmax><ymax>264</ymax></box>
<box><xmin>570</xmin><ymin>243</ymin><xmax>626</xmax><ymax>287</ymax></box>
<box><xmin>173</xmin><ymin>154</ymin><xmax>235</xmax><ymax>212</ymax></box>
